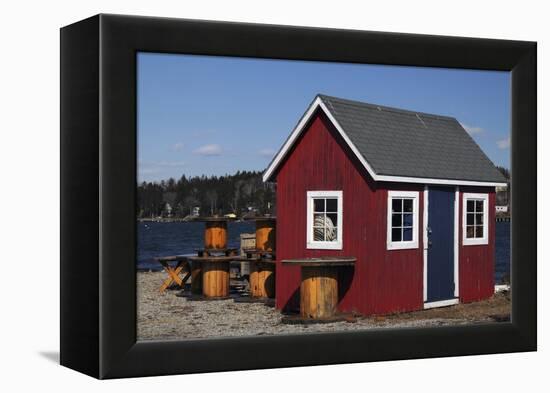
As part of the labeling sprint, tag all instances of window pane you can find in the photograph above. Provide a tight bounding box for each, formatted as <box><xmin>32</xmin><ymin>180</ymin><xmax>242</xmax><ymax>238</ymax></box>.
<box><xmin>467</xmin><ymin>200</ymin><xmax>475</xmax><ymax>213</ymax></box>
<box><xmin>403</xmin><ymin>227</ymin><xmax>413</xmax><ymax>241</ymax></box>
<box><xmin>403</xmin><ymin>213</ymin><xmax>413</xmax><ymax>227</ymax></box>
<box><xmin>475</xmin><ymin>200</ymin><xmax>484</xmax><ymax>212</ymax></box>
<box><xmin>466</xmin><ymin>226</ymin><xmax>475</xmax><ymax>238</ymax></box>
<box><xmin>326</xmin><ymin>226</ymin><xmax>337</xmax><ymax>241</ymax></box>
<box><xmin>475</xmin><ymin>225</ymin><xmax>484</xmax><ymax>238</ymax></box>
<box><xmin>326</xmin><ymin>213</ymin><xmax>338</xmax><ymax>228</ymax></box>
<box><xmin>314</xmin><ymin>198</ymin><xmax>325</xmax><ymax>212</ymax></box>
<box><xmin>313</xmin><ymin>227</ymin><xmax>325</xmax><ymax>241</ymax></box>
<box><xmin>392</xmin><ymin>228</ymin><xmax>402</xmax><ymax>242</ymax></box>
<box><xmin>326</xmin><ymin>198</ymin><xmax>337</xmax><ymax>212</ymax></box>
<box><xmin>392</xmin><ymin>213</ymin><xmax>402</xmax><ymax>227</ymax></box>
<box><xmin>392</xmin><ymin>198</ymin><xmax>402</xmax><ymax>213</ymax></box>
<box><xmin>476</xmin><ymin>213</ymin><xmax>483</xmax><ymax>226</ymax></box>
<box><xmin>403</xmin><ymin>199</ymin><xmax>413</xmax><ymax>213</ymax></box>
<box><xmin>313</xmin><ymin>214</ymin><xmax>325</xmax><ymax>227</ymax></box>
<box><xmin>466</xmin><ymin>213</ymin><xmax>475</xmax><ymax>225</ymax></box>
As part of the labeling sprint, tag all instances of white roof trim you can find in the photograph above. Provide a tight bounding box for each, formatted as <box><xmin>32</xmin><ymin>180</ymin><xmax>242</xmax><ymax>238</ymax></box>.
<box><xmin>375</xmin><ymin>175</ymin><xmax>506</xmax><ymax>187</ymax></box>
<box><xmin>262</xmin><ymin>97</ymin><xmax>507</xmax><ymax>188</ymax></box>
<box><xmin>262</xmin><ymin>97</ymin><xmax>324</xmax><ymax>183</ymax></box>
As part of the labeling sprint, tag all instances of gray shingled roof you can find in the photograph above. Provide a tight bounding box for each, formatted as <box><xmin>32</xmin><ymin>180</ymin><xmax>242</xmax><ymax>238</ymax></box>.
<box><xmin>318</xmin><ymin>94</ymin><xmax>506</xmax><ymax>183</ymax></box>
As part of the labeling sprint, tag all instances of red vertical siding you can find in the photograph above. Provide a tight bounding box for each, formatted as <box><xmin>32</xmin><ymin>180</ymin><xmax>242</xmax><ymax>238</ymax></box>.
<box><xmin>458</xmin><ymin>187</ymin><xmax>496</xmax><ymax>303</ymax></box>
<box><xmin>275</xmin><ymin>110</ymin><xmax>424</xmax><ymax>316</ymax></box>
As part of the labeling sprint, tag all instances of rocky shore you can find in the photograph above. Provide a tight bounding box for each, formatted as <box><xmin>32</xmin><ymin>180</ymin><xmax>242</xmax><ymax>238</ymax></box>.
<box><xmin>137</xmin><ymin>271</ymin><xmax>511</xmax><ymax>341</ymax></box>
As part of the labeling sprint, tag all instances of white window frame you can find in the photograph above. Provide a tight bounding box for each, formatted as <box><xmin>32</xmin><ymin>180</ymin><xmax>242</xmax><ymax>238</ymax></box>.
<box><xmin>306</xmin><ymin>190</ymin><xmax>343</xmax><ymax>250</ymax></box>
<box><xmin>387</xmin><ymin>190</ymin><xmax>420</xmax><ymax>250</ymax></box>
<box><xmin>462</xmin><ymin>192</ymin><xmax>489</xmax><ymax>246</ymax></box>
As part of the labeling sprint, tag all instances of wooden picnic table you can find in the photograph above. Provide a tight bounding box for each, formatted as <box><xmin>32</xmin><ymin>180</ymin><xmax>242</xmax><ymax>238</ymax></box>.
<box><xmin>195</xmin><ymin>248</ymin><xmax>238</xmax><ymax>257</ymax></box>
<box><xmin>282</xmin><ymin>257</ymin><xmax>356</xmax><ymax>321</ymax></box>
<box><xmin>155</xmin><ymin>255</ymin><xmax>191</xmax><ymax>293</ymax></box>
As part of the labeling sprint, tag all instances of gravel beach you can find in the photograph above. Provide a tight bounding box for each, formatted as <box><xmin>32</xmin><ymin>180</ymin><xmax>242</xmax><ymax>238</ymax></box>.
<box><xmin>137</xmin><ymin>271</ymin><xmax>511</xmax><ymax>341</ymax></box>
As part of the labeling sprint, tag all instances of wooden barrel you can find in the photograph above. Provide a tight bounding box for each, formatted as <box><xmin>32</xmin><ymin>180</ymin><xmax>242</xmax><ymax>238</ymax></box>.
<box><xmin>190</xmin><ymin>261</ymin><xmax>203</xmax><ymax>294</ymax></box>
<box><xmin>202</xmin><ymin>261</ymin><xmax>230</xmax><ymax>298</ymax></box>
<box><xmin>204</xmin><ymin>221</ymin><xmax>227</xmax><ymax>249</ymax></box>
<box><xmin>255</xmin><ymin>219</ymin><xmax>275</xmax><ymax>252</ymax></box>
<box><xmin>249</xmin><ymin>262</ymin><xmax>276</xmax><ymax>298</ymax></box>
<box><xmin>300</xmin><ymin>267</ymin><xmax>338</xmax><ymax>319</ymax></box>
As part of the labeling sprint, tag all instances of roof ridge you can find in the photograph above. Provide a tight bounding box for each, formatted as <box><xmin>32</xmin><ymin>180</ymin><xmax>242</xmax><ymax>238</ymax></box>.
<box><xmin>263</xmin><ymin>94</ymin><xmax>506</xmax><ymax>185</ymax></box>
<box><xmin>317</xmin><ymin>94</ymin><xmax>457</xmax><ymax>121</ymax></box>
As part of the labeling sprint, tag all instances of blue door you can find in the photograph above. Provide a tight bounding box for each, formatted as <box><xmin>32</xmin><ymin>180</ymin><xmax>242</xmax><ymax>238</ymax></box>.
<box><xmin>427</xmin><ymin>187</ymin><xmax>455</xmax><ymax>302</ymax></box>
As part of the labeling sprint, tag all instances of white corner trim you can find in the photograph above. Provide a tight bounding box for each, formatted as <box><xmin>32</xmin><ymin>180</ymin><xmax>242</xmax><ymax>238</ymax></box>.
<box><xmin>423</xmin><ymin>298</ymin><xmax>459</xmax><ymax>309</ymax></box>
<box><xmin>454</xmin><ymin>187</ymin><xmax>460</xmax><ymax>297</ymax></box>
<box><xmin>262</xmin><ymin>97</ymin><xmax>507</xmax><ymax>188</ymax></box>
<box><xmin>423</xmin><ymin>186</ymin><xmax>428</xmax><ymax>302</ymax></box>
<box><xmin>306</xmin><ymin>190</ymin><xmax>343</xmax><ymax>250</ymax></box>
<box><xmin>462</xmin><ymin>192</ymin><xmax>489</xmax><ymax>246</ymax></box>
<box><xmin>386</xmin><ymin>190</ymin><xmax>420</xmax><ymax>251</ymax></box>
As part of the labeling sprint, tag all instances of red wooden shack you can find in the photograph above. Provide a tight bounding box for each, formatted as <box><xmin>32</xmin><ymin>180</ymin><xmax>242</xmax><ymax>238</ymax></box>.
<box><xmin>263</xmin><ymin>95</ymin><xmax>507</xmax><ymax>315</ymax></box>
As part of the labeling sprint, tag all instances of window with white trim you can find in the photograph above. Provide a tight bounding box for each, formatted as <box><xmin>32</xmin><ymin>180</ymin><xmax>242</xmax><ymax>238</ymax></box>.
<box><xmin>306</xmin><ymin>191</ymin><xmax>343</xmax><ymax>250</ymax></box>
<box><xmin>387</xmin><ymin>191</ymin><xmax>419</xmax><ymax>250</ymax></box>
<box><xmin>462</xmin><ymin>193</ymin><xmax>489</xmax><ymax>246</ymax></box>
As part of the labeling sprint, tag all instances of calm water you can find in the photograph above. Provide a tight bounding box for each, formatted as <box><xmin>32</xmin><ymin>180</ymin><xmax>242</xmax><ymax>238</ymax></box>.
<box><xmin>137</xmin><ymin>221</ymin><xmax>255</xmax><ymax>270</ymax></box>
<box><xmin>137</xmin><ymin>221</ymin><xmax>511</xmax><ymax>284</ymax></box>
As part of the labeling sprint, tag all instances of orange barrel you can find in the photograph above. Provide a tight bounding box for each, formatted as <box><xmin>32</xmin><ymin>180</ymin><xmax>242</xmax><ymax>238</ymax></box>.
<box><xmin>300</xmin><ymin>266</ymin><xmax>338</xmax><ymax>319</ymax></box>
<box><xmin>204</xmin><ymin>220</ymin><xmax>228</xmax><ymax>249</ymax></box>
<box><xmin>255</xmin><ymin>218</ymin><xmax>276</xmax><ymax>252</ymax></box>
<box><xmin>249</xmin><ymin>261</ymin><xmax>276</xmax><ymax>298</ymax></box>
<box><xmin>202</xmin><ymin>260</ymin><xmax>230</xmax><ymax>298</ymax></box>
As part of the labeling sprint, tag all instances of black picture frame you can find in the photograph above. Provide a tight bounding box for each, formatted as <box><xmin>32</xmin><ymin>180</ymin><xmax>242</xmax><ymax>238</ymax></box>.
<box><xmin>60</xmin><ymin>14</ymin><xmax>536</xmax><ymax>379</ymax></box>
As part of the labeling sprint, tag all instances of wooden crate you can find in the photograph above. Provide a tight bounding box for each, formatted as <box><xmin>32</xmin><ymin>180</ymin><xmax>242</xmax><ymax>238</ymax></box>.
<box><xmin>239</xmin><ymin>233</ymin><xmax>255</xmax><ymax>276</ymax></box>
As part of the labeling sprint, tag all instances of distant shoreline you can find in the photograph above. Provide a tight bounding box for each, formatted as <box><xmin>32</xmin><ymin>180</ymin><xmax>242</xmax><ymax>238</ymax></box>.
<box><xmin>138</xmin><ymin>217</ymin><xmax>247</xmax><ymax>223</ymax></box>
<box><xmin>138</xmin><ymin>217</ymin><xmax>196</xmax><ymax>223</ymax></box>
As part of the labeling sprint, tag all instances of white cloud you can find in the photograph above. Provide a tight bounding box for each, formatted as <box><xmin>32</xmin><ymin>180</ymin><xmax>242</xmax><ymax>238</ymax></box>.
<box><xmin>189</xmin><ymin>129</ymin><xmax>216</xmax><ymax>137</ymax></box>
<box><xmin>138</xmin><ymin>161</ymin><xmax>185</xmax><ymax>177</ymax></box>
<box><xmin>497</xmin><ymin>137</ymin><xmax>510</xmax><ymax>149</ymax></box>
<box><xmin>140</xmin><ymin>160</ymin><xmax>186</xmax><ymax>167</ymax></box>
<box><xmin>138</xmin><ymin>168</ymin><xmax>159</xmax><ymax>175</ymax></box>
<box><xmin>193</xmin><ymin>144</ymin><xmax>223</xmax><ymax>156</ymax></box>
<box><xmin>460</xmin><ymin>123</ymin><xmax>484</xmax><ymax>135</ymax></box>
<box><xmin>156</xmin><ymin>161</ymin><xmax>186</xmax><ymax>167</ymax></box>
<box><xmin>172</xmin><ymin>142</ymin><xmax>184</xmax><ymax>152</ymax></box>
<box><xmin>258</xmin><ymin>148</ymin><xmax>276</xmax><ymax>157</ymax></box>
<box><xmin>138</xmin><ymin>161</ymin><xmax>186</xmax><ymax>181</ymax></box>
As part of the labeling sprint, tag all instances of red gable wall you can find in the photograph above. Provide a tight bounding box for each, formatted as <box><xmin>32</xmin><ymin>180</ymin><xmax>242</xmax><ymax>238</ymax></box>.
<box><xmin>274</xmin><ymin>110</ymin><xmax>424</xmax><ymax>315</ymax></box>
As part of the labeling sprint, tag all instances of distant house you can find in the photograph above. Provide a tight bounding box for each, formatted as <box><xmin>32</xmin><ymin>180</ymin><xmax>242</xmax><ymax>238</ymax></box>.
<box><xmin>496</xmin><ymin>185</ymin><xmax>509</xmax><ymax>206</ymax></box>
<box><xmin>263</xmin><ymin>95</ymin><xmax>507</xmax><ymax>315</ymax></box>
<box><xmin>162</xmin><ymin>191</ymin><xmax>177</xmax><ymax>217</ymax></box>
<box><xmin>163</xmin><ymin>203</ymin><xmax>173</xmax><ymax>217</ymax></box>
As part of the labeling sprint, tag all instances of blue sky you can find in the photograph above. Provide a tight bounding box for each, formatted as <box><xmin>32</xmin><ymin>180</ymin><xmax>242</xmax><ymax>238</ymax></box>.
<box><xmin>138</xmin><ymin>53</ymin><xmax>510</xmax><ymax>182</ymax></box>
